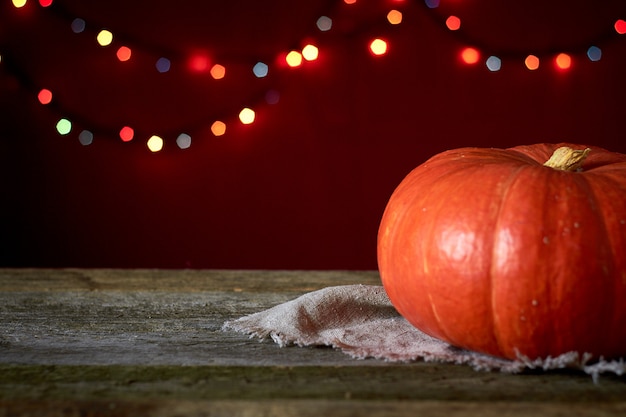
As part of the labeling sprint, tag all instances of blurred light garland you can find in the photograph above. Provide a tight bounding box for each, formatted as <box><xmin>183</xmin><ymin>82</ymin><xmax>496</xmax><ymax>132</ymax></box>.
<box><xmin>1</xmin><ymin>0</ymin><xmax>625</xmax><ymax>152</ymax></box>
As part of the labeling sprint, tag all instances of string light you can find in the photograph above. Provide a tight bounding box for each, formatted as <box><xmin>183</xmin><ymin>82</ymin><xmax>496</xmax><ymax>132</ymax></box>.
<box><xmin>555</xmin><ymin>53</ymin><xmax>572</xmax><ymax>70</ymax></box>
<box><xmin>302</xmin><ymin>44</ymin><xmax>319</xmax><ymax>61</ymax></box>
<box><xmin>285</xmin><ymin>51</ymin><xmax>303</xmax><ymax>67</ymax></box>
<box><xmin>587</xmin><ymin>46</ymin><xmax>602</xmax><ymax>62</ymax></box>
<box><xmin>147</xmin><ymin>135</ymin><xmax>164</xmax><ymax>152</ymax></box>
<box><xmin>188</xmin><ymin>54</ymin><xmax>210</xmax><ymax>72</ymax></box>
<box><xmin>37</xmin><ymin>88</ymin><xmax>53</xmax><ymax>105</ymax></box>
<box><xmin>176</xmin><ymin>133</ymin><xmax>192</xmax><ymax>149</ymax></box>
<box><xmin>210</xmin><ymin>64</ymin><xmax>226</xmax><ymax>79</ymax></box>
<box><xmin>116</xmin><ymin>46</ymin><xmax>132</xmax><ymax>62</ymax></box>
<box><xmin>119</xmin><ymin>126</ymin><xmax>134</xmax><ymax>142</ymax></box>
<box><xmin>56</xmin><ymin>118</ymin><xmax>72</xmax><ymax>135</ymax></box>
<box><xmin>4</xmin><ymin>0</ymin><xmax>626</xmax><ymax>152</ymax></box>
<box><xmin>78</xmin><ymin>130</ymin><xmax>93</xmax><ymax>146</ymax></box>
<box><xmin>485</xmin><ymin>56</ymin><xmax>501</xmax><ymax>72</ymax></box>
<box><xmin>156</xmin><ymin>57</ymin><xmax>171</xmax><ymax>73</ymax></box>
<box><xmin>316</xmin><ymin>16</ymin><xmax>333</xmax><ymax>32</ymax></box>
<box><xmin>71</xmin><ymin>18</ymin><xmax>86</xmax><ymax>34</ymax></box>
<box><xmin>446</xmin><ymin>16</ymin><xmax>461</xmax><ymax>31</ymax></box>
<box><xmin>239</xmin><ymin>108</ymin><xmax>255</xmax><ymax>124</ymax></box>
<box><xmin>387</xmin><ymin>10</ymin><xmax>403</xmax><ymax>25</ymax></box>
<box><xmin>253</xmin><ymin>62</ymin><xmax>269</xmax><ymax>78</ymax></box>
<box><xmin>211</xmin><ymin>121</ymin><xmax>226</xmax><ymax>136</ymax></box>
<box><xmin>460</xmin><ymin>47</ymin><xmax>480</xmax><ymax>65</ymax></box>
<box><xmin>369</xmin><ymin>38</ymin><xmax>388</xmax><ymax>56</ymax></box>
<box><xmin>96</xmin><ymin>30</ymin><xmax>113</xmax><ymax>47</ymax></box>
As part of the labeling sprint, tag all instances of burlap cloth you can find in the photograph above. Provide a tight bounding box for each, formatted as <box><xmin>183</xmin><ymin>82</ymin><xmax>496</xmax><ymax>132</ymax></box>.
<box><xmin>223</xmin><ymin>284</ymin><xmax>625</xmax><ymax>380</ymax></box>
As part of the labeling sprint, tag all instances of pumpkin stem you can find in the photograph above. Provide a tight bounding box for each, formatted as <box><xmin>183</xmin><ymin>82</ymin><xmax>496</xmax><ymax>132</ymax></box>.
<box><xmin>543</xmin><ymin>146</ymin><xmax>591</xmax><ymax>172</ymax></box>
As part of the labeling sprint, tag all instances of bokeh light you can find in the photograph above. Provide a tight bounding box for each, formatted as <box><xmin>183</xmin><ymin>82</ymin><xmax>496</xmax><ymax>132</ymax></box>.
<box><xmin>302</xmin><ymin>44</ymin><xmax>319</xmax><ymax>61</ymax></box>
<box><xmin>147</xmin><ymin>135</ymin><xmax>164</xmax><ymax>152</ymax></box>
<box><xmin>239</xmin><ymin>108</ymin><xmax>255</xmax><ymax>124</ymax></box>
<box><xmin>265</xmin><ymin>90</ymin><xmax>280</xmax><ymax>105</ymax></box>
<box><xmin>286</xmin><ymin>51</ymin><xmax>303</xmax><ymax>67</ymax></box>
<box><xmin>211</xmin><ymin>121</ymin><xmax>226</xmax><ymax>136</ymax></box>
<box><xmin>369</xmin><ymin>38</ymin><xmax>388</xmax><ymax>56</ymax></box>
<box><xmin>176</xmin><ymin>133</ymin><xmax>191</xmax><ymax>149</ymax></box>
<box><xmin>485</xmin><ymin>56</ymin><xmax>501</xmax><ymax>71</ymax></box>
<box><xmin>156</xmin><ymin>57</ymin><xmax>171</xmax><ymax>73</ymax></box>
<box><xmin>316</xmin><ymin>16</ymin><xmax>332</xmax><ymax>31</ymax></box>
<box><xmin>615</xmin><ymin>19</ymin><xmax>626</xmax><ymax>35</ymax></box>
<box><xmin>116</xmin><ymin>46</ymin><xmax>132</xmax><ymax>62</ymax></box>
<box><xmin>446</xmin><ymin>16</ymin><xmax>461</xmax><ymax>31</ymax></box>
<box><xmin>525</xmin><ymin>55</ymin><xmax>540</xmax><ymax>70</ymax></box>
<box><xmin>253</xmin><ymin>62</ymin><xmax>269</xmax><ymax>78</ymax></box>
<box><xmin>39</xmin><ymin>0</ymin><xmax>53</xmax><ymax>7</ymax></box>
<box><xmin>424</xmin><ymin>0</ymin><xmax>440</xmax><ymax>8</ymax></box>
<box><xmin>56</xmin><ymin>119</ymin><xmax>72</xmax><ymax>135</ymax></box>
<box><xmin>189</xmin><ymin>54</ymin><xmax>210</xmax><ymax>72</ymax></box>
<box><xmin>119</xmin><ymin>126</ymin><xmax>134</xmax><ymax>142</ymax></box>
<box><xmin>344</xmin><ymin>0</ymin><xmax>357</xmax><ymax>4</ymax></box>
<box><xmin>460</xmin><ymin>47</ymin><xmax>480</xmax><ymax>64</ymax></box>
<box><xmin>387</xmin><ymin>10</ymin><xmax>402</xmax><ymax>25</ymax></box>
<box><xmin>210</xmin><ymin>64</ymin><xmax>226</xmax><ymax>79</ymax></box>
<box><xmin>78</xmin><ymin>130</ymin><xmax>93</xmax><ymax>146</ymax></box>
<box><xmin>12</xmin><ymin>0</ymin><xmax>27</xmax><ymax>8</ymax></box>
<box><xmin>71</xmin><ymin>18</ymin><xmax>86</xmax><ymax>33</ymax></box>
<box><xmin>96</xmin><ymin>30</ymin><xmax>113</xmax><ymax>47</ymax></box>
<box><xmin>555</xmin><ymin>53</ymin><xmax>571</xmax><ymax>70</ymax></box>
<box><xmin>587</xmin><ymin>46</ymin><xmax>602</xmax><ymax>62</ymax></box>
<box><xmin>37</xmin><ymin>89</ymin><xmax>53</xmax><ymax>105</ymax></box>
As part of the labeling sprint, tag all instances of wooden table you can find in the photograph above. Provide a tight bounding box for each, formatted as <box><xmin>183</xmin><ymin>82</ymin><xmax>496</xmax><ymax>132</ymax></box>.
<box><xmin>1</xmin><ymin>269</ymin><xmax>624</xmax><ymax>416</ymax></box>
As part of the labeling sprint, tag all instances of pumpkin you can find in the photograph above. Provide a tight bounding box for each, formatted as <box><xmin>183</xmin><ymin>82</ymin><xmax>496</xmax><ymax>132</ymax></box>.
<box><xmin>377</xmin><ymin>143</ymin><xmax>626</xmax><ymax>361</ymax></box>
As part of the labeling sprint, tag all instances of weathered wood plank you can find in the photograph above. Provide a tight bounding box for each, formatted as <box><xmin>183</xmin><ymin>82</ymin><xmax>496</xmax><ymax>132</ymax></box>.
<box><xmin>1</xmin><ymin>269</ymin><xmax>625</xmax><ymax>417</ymax></box>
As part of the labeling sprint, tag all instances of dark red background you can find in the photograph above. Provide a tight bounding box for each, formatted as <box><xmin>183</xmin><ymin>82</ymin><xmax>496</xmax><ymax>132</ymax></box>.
<box><xmin>2</xmin><ymin>0</ymin><xmax>626</xmax><ymax>270</ymax></box>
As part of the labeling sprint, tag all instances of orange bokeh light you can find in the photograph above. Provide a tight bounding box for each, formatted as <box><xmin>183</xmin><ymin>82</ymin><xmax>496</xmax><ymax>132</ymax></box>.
<box><xmin>525</xmin><ymin>55</ymin><xmax>540</xmax><ymax>70</ymax></box>
<box><xmin>211</xmin><ymin>121</ymin><xmax>226</xmax><ymax>136</ymax></box>
<box><xmin>210</xmin><ymin>64</ymin><xmax>226</xmax><ymax>79</ymax></box>
<box><xmin>555</xmin><ymin>53</ymin><xmax>572</xmax><ymax>70</ymax></box>
<box><xmin>460</xmin><ymin>47</ymin><xmax>480</xmax><ymax>64</ymax></box>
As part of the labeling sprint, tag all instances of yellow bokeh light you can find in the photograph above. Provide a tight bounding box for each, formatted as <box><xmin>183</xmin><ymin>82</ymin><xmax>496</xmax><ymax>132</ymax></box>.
<box><xmin>211</xmin><ymin>121</ymin><xmax>226</xmax><ymax>136</ymax></box>
<box><xmin>239</xmin><ymin>108</ymin><xmax>255</xmax><ymax>125</ymax></box>
<box><xmin>286</xmin><ymin>51</ymin><xmax>303</xmax><ymax>67</ymax></box>
<box><xmin>369</xmin><ymin>38</ymin><xmax>388</xmax><ymax>56</ymax></box>
<box><xmin>302</xmin><ymin>44</ymin><xmax>319</xmax><ymax>61</ymax></box>
<box><xmin>210</xmin><ymin>64</ymin><xmax>226</xmax><ymax>79</ymax></box>
<box><xmin>147</xmin><ymin>135</ymin><xmax>164</xmax><ymax>152</ymax></box>
<box><xmin>12</xmin><ymin>0</ymin><xmax>27</xmax><ymax>8</ymax></box>
<box><xmin>96</xmin><ymin>30</ymin><xmax>113</xmax><ymax>47</ymax></box>
<box><xmin>525</xmin><ymin>55</ymin><xmax>540</xmax><ymax>70</ymax></box>
<box><xmin>387</xmin><ymin>10</ymin><xmax>403</xmax><ymax>25</ymax></box>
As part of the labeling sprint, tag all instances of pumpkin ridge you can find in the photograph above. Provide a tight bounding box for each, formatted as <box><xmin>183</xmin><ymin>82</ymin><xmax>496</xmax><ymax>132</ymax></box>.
<box><xmin>488</xmin><ymin>163</ymin><xmax>528</xmax><ymax>358</ymax></box>
<box><xmin>574</xmin><ymin>172</ymin><xmax>623</xmax><ymax>356</ymax></box>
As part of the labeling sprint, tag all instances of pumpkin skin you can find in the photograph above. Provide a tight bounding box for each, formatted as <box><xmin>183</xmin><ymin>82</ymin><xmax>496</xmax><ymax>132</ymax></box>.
<box><xmin>377</xmin><ymin>143</ymin><xmax>626</xmax><ymax>361</ymax></box>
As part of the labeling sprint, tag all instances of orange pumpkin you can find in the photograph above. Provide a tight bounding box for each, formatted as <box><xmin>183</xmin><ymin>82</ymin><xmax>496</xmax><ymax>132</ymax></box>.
<box><xmin>378</xmin><ymin>143</ymin><xmax>626</xmax><ymax>360</ymax></box>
